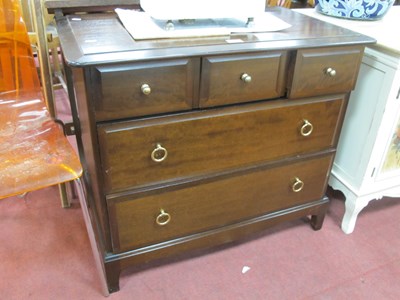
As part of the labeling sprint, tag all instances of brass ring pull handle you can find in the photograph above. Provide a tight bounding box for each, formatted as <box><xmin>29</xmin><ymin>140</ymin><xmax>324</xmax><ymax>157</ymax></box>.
<box><xmin>151</xmin><ymin>143</ymin><xmax>168</xmax><ymax>162</ymax></box>
<box><xmin>300</xmin><ymin>119</ymin><xmax>313</xmax><ymax>137</ymax></box>
<box><xmin>141</xmin><ymin>83</ymin><xmax>152</xmax><ymax>95</ymax></box>
<box><xmin>241</xmin><ymin>73</ymin><xmax>252</xmax><ymax>83</ymax></box>
<box><xmin>325</xmin><ymin>67</ymin><xmax>336</xmax><ymax>77</ymax></box>
<box><xmin>156</xmin><ymin>209</ymin><xmax>171</xmax><ymax>226</ymax></box>
<box><xmin>292</xmin><ymin>177</ymin><xmax>304</xmax><ymax>193</ymax></box>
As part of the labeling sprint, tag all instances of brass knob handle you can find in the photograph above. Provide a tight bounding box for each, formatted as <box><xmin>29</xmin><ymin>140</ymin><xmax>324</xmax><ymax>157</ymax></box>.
<box><xmin>156</xmin><ymin>209</ymin><xmax>171</xmax><ymax>226</ymax></box>
<box><xmin>141</xmin><ymin>83</ymin><xmax>151</xmax><ymax>95</ymax></box>
<box><xmin>151</xmin><ymin>143</ymin><xmax>168</xmax><ymax>162</ymax></box>
<box><xmin>291</xmin><ymin>177</ymin><xmax>304</xmax><ymax>193</ymax></box>
<box><xmin>300</xmin><ymin>119</ymin><xmax>313</xmax><ymax>137</ymax></box>
<box><xmin>325</xmin><ymin>67</ymin><xmax>336</xmax><ymax>77</ymax></box>
<box><xmin>241</xmin><ymin>73</ymin><xmax>252</xmax><ymax>83</ymax></box>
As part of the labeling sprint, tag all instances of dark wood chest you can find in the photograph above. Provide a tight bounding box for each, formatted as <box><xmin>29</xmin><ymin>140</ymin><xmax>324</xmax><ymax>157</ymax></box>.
<box><xmin>52</xmin><ymin>5</ymin><xmax>374</xmax><ymax>293</ymax></box>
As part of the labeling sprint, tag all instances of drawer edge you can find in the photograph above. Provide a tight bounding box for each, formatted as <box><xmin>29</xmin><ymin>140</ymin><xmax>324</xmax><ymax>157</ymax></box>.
<box><xmin>105</xmin><ymin>197</ymin><xmax>329</xmax><ymax>264</ymax></box>
<box><xmin>105</xmin><ymin>149</ymin><xmax>336</xmax><ymax>202</ymax></box>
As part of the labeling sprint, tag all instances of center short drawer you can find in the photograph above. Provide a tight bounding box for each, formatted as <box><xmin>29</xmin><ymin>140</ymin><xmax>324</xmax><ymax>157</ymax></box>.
<box><xmin>98</xmin><ymin>96</ymin><xmax>345</xmax><ymax>193</ymax></box>
<box><xmin>200</xmin><ymin>51</ymin><xmax>288</xmax><ymax>107</ymax></box>
<box><xmin>107</xmin><ymin>154</ymin><xmax>334</xmax><ymax>253</ymax></box>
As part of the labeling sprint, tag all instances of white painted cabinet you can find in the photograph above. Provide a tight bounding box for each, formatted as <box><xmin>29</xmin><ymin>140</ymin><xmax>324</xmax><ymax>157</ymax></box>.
<box><xmin>329</xmin><ymin>47</ymin><xmax>400</xmax><ymax>233</ymax></box>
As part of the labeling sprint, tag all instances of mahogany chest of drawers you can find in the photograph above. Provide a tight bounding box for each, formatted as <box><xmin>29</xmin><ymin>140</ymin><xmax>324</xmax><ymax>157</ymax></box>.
<box><xmin>51</xmin><ymin>5</ymin><xmax>374</xmax><ymax>293</ymax></box>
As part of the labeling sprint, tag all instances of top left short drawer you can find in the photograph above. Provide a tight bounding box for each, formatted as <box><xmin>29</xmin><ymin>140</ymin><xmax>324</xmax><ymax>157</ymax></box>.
<box><xmin>91</xmin><ymin>58</ymin><xmax>200</xmax><ymax>121</ymax></box>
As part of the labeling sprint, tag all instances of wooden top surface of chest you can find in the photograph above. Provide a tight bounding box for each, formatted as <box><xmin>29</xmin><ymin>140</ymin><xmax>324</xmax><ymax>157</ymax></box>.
<box><xmin>55</xmin><ymin>7</ymin><xmax>375</xmax><ymax>66</ymax></box>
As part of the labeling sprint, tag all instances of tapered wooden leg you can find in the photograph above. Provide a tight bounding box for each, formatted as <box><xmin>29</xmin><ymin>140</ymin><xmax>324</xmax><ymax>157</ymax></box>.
<box><xmin>310</xmin><ymin>198</ymin><xmax>330</xmax><ymax>230</ymax></box>
<box><xmin>105</xmin><ymin>261</ymin><xmax>121</xmax><ymax>293</ymax></box>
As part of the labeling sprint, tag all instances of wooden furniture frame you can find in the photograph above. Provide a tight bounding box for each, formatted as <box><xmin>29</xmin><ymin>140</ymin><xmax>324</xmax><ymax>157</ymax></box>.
<box><xmin>47</xmin><ymin>2</ymin><xmax>374</xmax><ymax>293</ymax></box>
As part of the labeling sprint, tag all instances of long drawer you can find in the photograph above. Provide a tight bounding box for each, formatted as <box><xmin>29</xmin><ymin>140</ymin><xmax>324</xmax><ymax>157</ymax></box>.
<box><xmin>98</xmin><ymin>96</ymin><xmax>345</xmax><ymax>193</ymax></box>
<box><xmin>107</xmin><ymin>154</ymin><xmax>334</xmax><ymax>253</ymax></box>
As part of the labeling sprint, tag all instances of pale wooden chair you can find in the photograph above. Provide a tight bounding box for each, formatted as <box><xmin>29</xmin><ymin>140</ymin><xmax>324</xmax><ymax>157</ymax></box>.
<box><xmin>0</xmin><ymin>0</ymin><xmax>82</xmax><ymax>200</ymax></box>
<box><xmin>21</xmin><ymin>0</ymin><xmax>65</xmax><ymax>91</ymax></box>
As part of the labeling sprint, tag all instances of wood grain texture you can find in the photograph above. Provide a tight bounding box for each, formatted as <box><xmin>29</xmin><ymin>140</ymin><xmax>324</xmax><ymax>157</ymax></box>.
<box><xmin>45</xmin><ymin>0</ymin><xmax>140</xmax><ymax>13</ymax></box>
<box><xmin>98</xmin><ymin>96</ymin><xmax>345</xmax><ymax>193</ymax></box>
<box><xmin>55</xmin><ymin>8</ymin><xmax>375</xmax><ymax>66</ymax></box>
<box><xmin>288</xmin><ymin>46</ymin><xmax>365</xmax><ymax>98</ymax></box>
<box><xmin>68</xmin><ymin>67</ymin><xmax>113</xmax><ymax>252</ymax></box>
<box><xmin>92</xmin><ymin>58</ymin><xmax>200</xmax><ymax>120</ymax></box>
<box><xmin>56</xmin><ymin>7</ymin><xmax>373</xmax><ymax>293</ymax></box>
<box><xmin>200</xmin><ymin>51</ymin><xmax>288</xmax><ymax>107</ymax></box>
<box><xmin>109</xmin><ymin>154</ymin><xmax>334</xmax><ymax>252</ymax></box>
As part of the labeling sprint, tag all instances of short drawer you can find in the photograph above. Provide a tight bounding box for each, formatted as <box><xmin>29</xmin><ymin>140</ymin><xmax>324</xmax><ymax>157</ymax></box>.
<box><xmin>200</xmin><ymin>51</ymin><xmax>288</xmax><ymax>107</ymax></box>
<box><xmin>92</xmin><ymin>58</ymin><xmax>199</xmax><ymax>120</ymax></box>
<box><xmin>98</xmin><ymin>96</ymin><xmax>345</xmax><ymax>193</ymax></box>
<box><xmin>108</xmin><ymin>154</ymin><xmax>334</xmax><ymax>253</ymax></box>
<box><xmin>288</xmin><ymin>46</ymin><xmax>364</xmax><ymax>98</ymax></box>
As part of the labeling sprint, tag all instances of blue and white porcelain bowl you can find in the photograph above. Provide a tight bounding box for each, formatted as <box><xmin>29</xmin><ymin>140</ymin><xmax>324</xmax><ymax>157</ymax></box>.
<box><xmin>315</xmin><ymin>0</ymin><xmax>395</xmax><ymax>21</ymax></box>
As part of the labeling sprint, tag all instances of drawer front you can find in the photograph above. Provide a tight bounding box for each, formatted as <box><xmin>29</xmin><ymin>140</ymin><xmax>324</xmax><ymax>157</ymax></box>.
<box><xmin>288</xmin><ymin>46</ymin><xmax>364</xmax><ymax>99</ymax></box>
<box><xmin>98</xmin><ymin>96</ymin><xmax>345</xmax><ymax>193</ymax></box>
<box><xmin>108</xmin><ymin>154</ymin><xmax>334</xmax><ymax>253</ymax></box>
<box><xmin>92</xmin><ymin>58</ymin><xmax>199</xmax><ymax>120</ymax></box>
<box><xmin>200</xmin><ymin>51</ymin><xmax>288</xmax><ymax>107</ymax></box>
